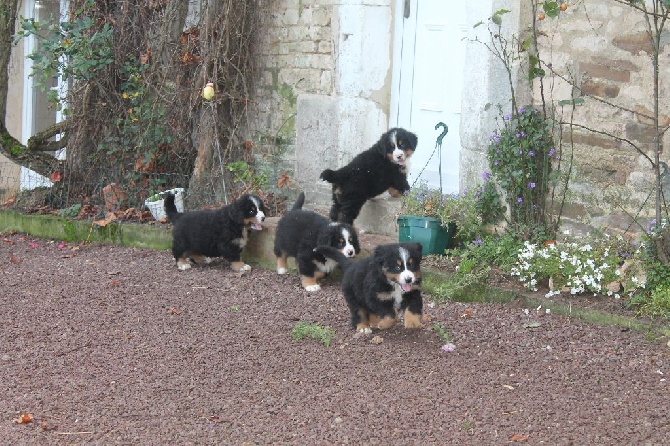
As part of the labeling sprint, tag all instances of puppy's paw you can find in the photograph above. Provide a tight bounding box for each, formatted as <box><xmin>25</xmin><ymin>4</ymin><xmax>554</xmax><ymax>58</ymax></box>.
<box><xmin>277</xmin><ymin>267</ymin><xmax>288</xmax><ymax>275</ymax></box>
<box><xmin>204</xmin><ymin>257</ymin><xmax>214</xmax><ymax>264</ymax></box>
<box><xmin>404</xmin><ymin>318</ymin><xmax>423</xmax><ymax>329</ymax></box>
<box><xmin>177</xmin><ymin>263</ymin><xmax>192</xmax><ymax>271</ymax></box>
<box><xmin>403</xmin><ymin>311</ymin><xmax>423</xmax><ymax>329</ymax></box>
<box><xmin>357</xmin><ymin>327</ymin><xmax>372</xmax><ymax>335</ymax></box>
<box><xmin>305</xmin><ymin>284</ymin><xmax>321</xmax><ymax>292</ymax></box>
<box><xmin>376</xmin><ymin>315</ymin><xmax>397</xmax><ymax>330</ymax></box>
<box><xmin>231</xmin><ymin>261</ymin><xmax>252</xmax><ymax>272</ymax></box>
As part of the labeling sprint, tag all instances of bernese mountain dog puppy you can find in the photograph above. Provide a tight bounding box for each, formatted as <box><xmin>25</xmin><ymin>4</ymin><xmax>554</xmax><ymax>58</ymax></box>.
<box><xmin>315</xmin><ymin>242</ymin><xmax>423</xmax><ymax>332</ymax></box>
<box><xmin>274</xmin><ymin>191</ymin><xmax>360</xmax><ymax>292</ymax></box>
<box><xmin>164</xmin><ymin>192</ymin><xmax>266</xmax><ymax>272</ymax></box>
<box><xmin>319</xmin><ymin>127</ymin><xmax>418</xmax><ymax>225</ymax></box>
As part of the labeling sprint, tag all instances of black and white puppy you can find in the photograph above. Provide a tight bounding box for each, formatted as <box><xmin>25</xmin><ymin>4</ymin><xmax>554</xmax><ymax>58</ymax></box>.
<box><xmin>274</xmin><ymin>192</ymin><xmax>360</xmax><ymax>292</ymax></box>
<box><xmin>315</xmin><ymin>242</ymin><xmax>423</xmax><ymax>332</ymax></box>
<box><xmin>165</xmin><ymin>193</ymin><xmax>266</xmax><ymax>272</ymax></box>
<box><xmin>319</xmin><ymin>127</ymin><xmax>418</xmax><ymax>225</ymax></box>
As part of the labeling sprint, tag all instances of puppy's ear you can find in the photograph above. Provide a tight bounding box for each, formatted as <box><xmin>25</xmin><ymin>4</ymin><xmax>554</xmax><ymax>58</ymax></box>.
<box><xmin>374</xmin><ymin>129</ymin><xmax>394</xmax><ymax>156</ymax></box>
<box><xmin>373</xmin><ymin>245</ymin><xmax>388</xmax><ymax>265</ymax></box>
<box><xmin>408</xmin><ymin>242</ymin><xmax>423</xmax><ymax>257</ymax></box>
<box><xmin>229</xmin><ymin>196</ymin><xmax>247</xmax><ymax>224</ymax></box>
<box><xmin>406</xmin><ymin>131</ymin><xmax>418</xmax><ymax>151</ymax></box>
<box><xmin>351</xmin><ymin>228</ymin><xmax>361</xmax><ymax>254</ymax></box>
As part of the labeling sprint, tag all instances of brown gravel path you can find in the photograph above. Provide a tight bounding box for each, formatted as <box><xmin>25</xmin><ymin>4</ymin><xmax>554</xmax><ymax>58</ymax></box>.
<box><xmin>1</xmin><ymin>233</ymin><xmax>668</xmax><ymax>445</ymax></box>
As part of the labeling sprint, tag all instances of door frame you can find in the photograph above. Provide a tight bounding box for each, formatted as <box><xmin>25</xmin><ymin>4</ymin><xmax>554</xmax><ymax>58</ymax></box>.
<box><xmin>390</xmin><ymin>0</ymin><xmax>417</xmax><ymax>129</ymax></box>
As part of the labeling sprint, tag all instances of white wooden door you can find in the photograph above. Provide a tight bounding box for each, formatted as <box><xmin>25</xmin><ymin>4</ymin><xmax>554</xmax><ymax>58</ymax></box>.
<box><xmin>391</xmin><ymin>0</ymin><xmax>467</xmax><ymax>194</ymax></box>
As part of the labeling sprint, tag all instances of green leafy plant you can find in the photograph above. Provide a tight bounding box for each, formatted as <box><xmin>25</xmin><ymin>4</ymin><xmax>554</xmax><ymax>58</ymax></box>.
<box><xmin>15</xmin><ymin>0</ymin><xmax>114</xmax><ymax>107</ymax></box>
<box><xmin>401</xmin><ymin>179</ymin><xmax>504</xmax><ymax>245</ymax></box>
<box><xmin>430</xmin><ymin>233</ymin><xmax>523</xmax><ymax>298</ymax></box>
<box><xmin>227</xmin><ymin>161</ymin><xmax>269</xmax><ymax>194</ymax></box>
<box><xmin>291</xmin><ymin>321</ymin><xmax>335</xmax><ymax>347</ymax></box>
<box><xmin>487</xmin><ymin>106</ymin><xmax>558</xmax><ymax>236</ymax></box>
<box><xmin>432</xmin><ymin>323</ymin><xmax>452</xmax><ymax>342</ymax></box>
<box><xmin>58</xmin><ymin>203</ymin><xmax>82</xmax><ymax>218</ymax></box>
<box><xmin>637</xmin><ymin>283</ymin><xmax>670</xmax><ymax>319</ymax></box>
<box><xmin>146</xmin><ymin>193</ymin><xmax>163</xmax><ymax>203</ymax></box>
<box><xmin>626</xmin><ymin>219</ymin><xmax>670</xmax><ymax>317</ymax></box>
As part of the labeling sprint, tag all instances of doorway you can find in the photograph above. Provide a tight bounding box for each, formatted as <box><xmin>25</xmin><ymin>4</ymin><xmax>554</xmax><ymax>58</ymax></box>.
<box><xmin>390</xmin><ymin>0</ymin><xmax>467</xmax><ymax>194</ymax></box>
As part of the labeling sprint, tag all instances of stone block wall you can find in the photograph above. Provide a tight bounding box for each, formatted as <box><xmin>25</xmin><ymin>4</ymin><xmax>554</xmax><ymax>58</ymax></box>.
<box><xmin>535</xmin><ymin>1</ymin><xmax>670</xmax><ymax>236</ymax></box>
<box><xmin>246</xmin><ymin>0</ymin><xmax>395</xmax><ymax>235</ymax></box>
<box><xmin>248</xmin><ymin>1</ymin><xmax>336</xmax><ymax>189</ymax></box>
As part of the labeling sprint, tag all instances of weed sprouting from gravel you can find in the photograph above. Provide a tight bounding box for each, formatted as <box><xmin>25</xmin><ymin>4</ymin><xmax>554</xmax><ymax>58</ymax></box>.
<box><xmin>291</xmin><ymin>321</ymin><xmax>335</xmax><ymax>347</ymax></box>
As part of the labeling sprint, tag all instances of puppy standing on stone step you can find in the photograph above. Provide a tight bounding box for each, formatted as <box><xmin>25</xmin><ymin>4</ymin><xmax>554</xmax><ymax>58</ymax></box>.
<box><xmin>165</xmin><ymin>192</ymin><xmax>266</xmax><ymax>272</ymax></box>
<box><xmin>274</xmin><ymin>191</ymin><xmax>360</xmax><ymax>292</ymax></box>
<box><xmin>315</xmin><ymin>242</ymin><xmax>424</xmax><ymax>332</ymax></box>
<box><xmin>319</xmin><ymin>127</ymin><xmax>418</xmax><ymax>225</ymax></box>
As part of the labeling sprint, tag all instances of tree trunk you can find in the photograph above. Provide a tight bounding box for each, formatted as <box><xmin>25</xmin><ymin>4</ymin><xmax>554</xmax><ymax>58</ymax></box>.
<box><xmin>0</xmin><ymin>0</ymin><xmax>62</xmax><ymax>178</ymax></box>
<box><xmin>0</xmin><ymin>0</ymin><xmax>19</xmax><ymax>128</ymax></box>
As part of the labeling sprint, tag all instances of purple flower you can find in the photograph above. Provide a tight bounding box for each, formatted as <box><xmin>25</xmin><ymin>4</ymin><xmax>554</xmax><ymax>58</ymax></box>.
<box><xmin>482</xmin><ymin>171</ymin><xmax>491</xmax><ymax>180</ymax></box>
<box><xmin>548</xmin><ymin>147</ymin><xmax>556</xmax><ymax>157</ymax></box>
<box><xmin>472</xmin><ymin>238</ymin><xmax>483</xmax><ymax>245</ymax></box>
<box><xmin>517</xmin><ymin>197</ymin><xmax>524</xmax><ymax>204</ymax></box>
<box><xmin>494</xmin><ymin>160</ymin><xmax>499</xmax><ymax>166</ymax></box>
<box><xmin>519</xmin><ymin>149</ymin><xmax>523</xmax><ymax>155</ymax></box>
<box><xmin>516</xmin><ymin>131</ymin><xmax>526</xmax><ymax>138</ymax></box>
<box><xmin>504</xmin><ymin>114</ymin><xmax>511</xmax><ymax>121</ymax></box>
<box><xmin>518</xmin><ymin>106</ymin><xmax>526</xmax><ymax>114</ymax></box>
<box><xmin>647</xmin><ymin>219</ymin><xmax>657</xmax><ymax>235</ymax></box>
<box><xmin>528</xmin><ymin>150</ymin><xmax>535</xmax><ymax>157</ymax></box>
<box><xmin>528</xmin><ymin>182</ymin><xmax>536</xmax><ymax>189</ymax></box>
<box><xmin>441</xmin><ymin>343</ymin><xmax>456</xmax><ymax>352</ymax></box>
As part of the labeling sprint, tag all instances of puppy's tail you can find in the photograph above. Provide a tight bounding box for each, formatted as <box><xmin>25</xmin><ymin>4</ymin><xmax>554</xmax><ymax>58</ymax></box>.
<box><xmin>292</xmin><ymin>191</ymin><xmax>306</xmax><ymax>211</ymax></box>
<box><xmin>319</xmin><ymin>168</ymin><xmax>340</xmax><ymax>184</ymax></box>
<box><xmin>313</xmin><ymin>246</ymin><xmax>352</xmax><ymax>272</ymax></box>
<box><xmin>164</xmin><ymin>193</ymin><xmax>181</xmax><ymax>223</ymax></box>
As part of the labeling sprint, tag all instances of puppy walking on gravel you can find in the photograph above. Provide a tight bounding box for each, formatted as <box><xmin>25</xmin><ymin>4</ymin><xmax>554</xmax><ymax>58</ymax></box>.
<box><xmin>164</xmin><ymin>192</ymin><xmax>266</xmax><ymax>272</ymax></box>
<box><xmin>274</xmin><ymin>192</ymin><xmax>360</xmax><ymax>292</ymax></box>
<box><xmin>315</xmin><ymin>242</ymin><xmax>424</xmax><ymax>332</ymax></box>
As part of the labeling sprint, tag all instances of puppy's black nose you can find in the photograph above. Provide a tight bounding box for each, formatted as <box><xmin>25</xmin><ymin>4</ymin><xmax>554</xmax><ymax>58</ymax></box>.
<box><xmin>404</xmin><ymin>277</ymin><xmax>412</xmax><ymax>284</ymax></box>
<box><xmin>346</xmin><ymin>249</ymin><xmax>354</xmax><ymax>257</ymax></box>
<box><xmin>260</xmin><ymin>215</ymin><xmax>265</xmax><ymax>221</ymax></box>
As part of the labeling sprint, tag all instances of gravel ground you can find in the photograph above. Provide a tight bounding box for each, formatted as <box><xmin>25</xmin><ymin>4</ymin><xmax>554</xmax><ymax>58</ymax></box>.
<box><xmin>1</xmin><ymin>232</ymin><xmax>669</xmax><ymax>445</ymax></box>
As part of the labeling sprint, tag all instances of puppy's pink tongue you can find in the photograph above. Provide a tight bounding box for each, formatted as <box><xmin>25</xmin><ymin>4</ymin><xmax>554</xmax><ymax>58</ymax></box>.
<box><xmin>251</xmin><ymin>223</ymin><xmax>263</xmax><ymax>231</ymax></box>
<box><xmin>401</xmin><ymin>283</ymin><xmax>412</xmax><ymax>292</ymax></box>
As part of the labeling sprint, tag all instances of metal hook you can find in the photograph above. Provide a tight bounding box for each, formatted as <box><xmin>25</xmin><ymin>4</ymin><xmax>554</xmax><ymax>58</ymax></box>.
<box><xmin>435</xmin><ymin>122</ymin><xmax>448</xmax><ymax>146</ymax></box>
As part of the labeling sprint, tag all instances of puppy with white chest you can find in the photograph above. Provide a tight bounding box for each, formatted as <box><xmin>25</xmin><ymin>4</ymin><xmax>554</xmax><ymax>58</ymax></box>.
<box><xmin>274</xmin><ymin>192</ymin><xmax>360</xmax><ymax>292</ymax></box>
<box><xmin>320</xmin><ymin>127</ymin><xmax>418</xmax><ymax>225</ymax></box>
<box><xmin>164</xmin><ymin>192</ymin><xmax>266</xmax><ymax>272</ymax></box>
<box><xmin>315</xmin><ymin>242</ymin><xmax>423</xmax><ymax>332</ymax></box>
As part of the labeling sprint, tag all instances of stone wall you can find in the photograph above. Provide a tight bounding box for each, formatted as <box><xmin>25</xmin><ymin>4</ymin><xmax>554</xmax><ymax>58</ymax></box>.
<box><xmin>248</xmin><ymin>0</ymin><xmax>336</xmax><ymax>199</ymax></box>
<box><xmin>248</xmin><ymin>0</ymin><xmax>395</xmax><ymax>234</ymax></box>
<box><xmin>247</xmin><ymin>0</ymin><xmax>668</xmax><ymax>239</ymax></box>
<box><xmin>534</xmin><ymin>1</ymin><xmax>670</xmax><ymax>236</ymax></box>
